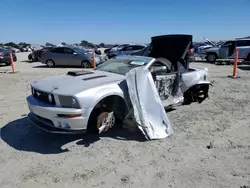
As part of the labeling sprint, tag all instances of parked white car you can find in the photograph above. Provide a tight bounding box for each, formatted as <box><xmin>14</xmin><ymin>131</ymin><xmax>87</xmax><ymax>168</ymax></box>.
<box><xmin>26</xmin><ymin>34</ymin><xmax>211</xmax><ymax>134</ymax></box>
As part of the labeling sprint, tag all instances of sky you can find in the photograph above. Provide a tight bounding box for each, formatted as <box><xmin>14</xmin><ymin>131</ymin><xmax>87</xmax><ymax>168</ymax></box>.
<box><xmin>0</xmin><ymin>0</ymin><xmax>250</xmax><ymax>45</ymax></box>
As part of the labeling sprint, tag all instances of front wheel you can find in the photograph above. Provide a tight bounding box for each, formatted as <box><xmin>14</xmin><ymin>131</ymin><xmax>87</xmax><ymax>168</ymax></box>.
<box><xmin>206</xmin><ymin>54</ymin><xmax>217</xmax><ymax>63</ymax></box>
<box><xmin>96</xmin><ymin>112</ymin><xmax>116</xmax><ymax>133</ymax></box>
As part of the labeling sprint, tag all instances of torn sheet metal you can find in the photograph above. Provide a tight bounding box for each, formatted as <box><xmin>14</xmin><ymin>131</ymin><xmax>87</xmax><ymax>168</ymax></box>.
<box><xmin>125</xmin><ymin>66</ymin><xmax>173</xmax><ymax>140</ymax></box>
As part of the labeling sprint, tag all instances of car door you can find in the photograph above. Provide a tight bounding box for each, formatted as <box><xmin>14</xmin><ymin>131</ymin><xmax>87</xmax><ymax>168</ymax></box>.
<box><xmin>50</xmin><ymin>47</ymin><xmax>66</xmax><ymax>65</ymax></box>
<box><xmin>64</xmin><ymin>47</ymin><xmax>81</xmax><ymax>66</ymax></box>
<box><xmin>234</xmin><ymin>40</ymin><xmax>250</xmax><ymax>59</ymax></box>
<box><xmin>218</xmin><ymin>40</ymin><xmax>235</xmax><ymax>59</ymax></box>
<box><xmin>119</xmin><ymin>46</ymin><xmax>133</xmax><ymax>55</ymax></box>
<box><xmin>131</xmin><ymin>45</ymin><xmax>145</xmax><ymax>54</ymax></box>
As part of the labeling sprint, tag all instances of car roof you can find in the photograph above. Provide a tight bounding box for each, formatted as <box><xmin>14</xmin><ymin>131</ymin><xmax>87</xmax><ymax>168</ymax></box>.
<box><xmin>125</xmin><ymin>44</ymin><xmax>146</xmax><ymax>47</ymax></box>
<box><xmin>227</xmin><ymin>38</ymin><xmax>250</xmax><ymax>41</ymax></box>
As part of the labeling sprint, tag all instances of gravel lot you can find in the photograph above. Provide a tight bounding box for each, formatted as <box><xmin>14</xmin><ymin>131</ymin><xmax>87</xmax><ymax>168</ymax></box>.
<box><xmin>0</xmin><ymin>52</ymin><xmax>250</xmax><ymax>188</ymax></box>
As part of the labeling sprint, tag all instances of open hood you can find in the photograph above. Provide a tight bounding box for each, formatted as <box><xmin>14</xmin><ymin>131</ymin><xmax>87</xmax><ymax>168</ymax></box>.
<box><xmin>149</xmin><ymin>34</ymin><xmax>192</xmax><ymax>69</ymax></box>
<box><xmin>130</xmin><ymin>34</ymin><xmax>193</xmax><ymax>70</ymax></box>
<box><xmin>203</xmin><ymin>37</ymin><xmax>216</xmax><ymax>47</ymax></box>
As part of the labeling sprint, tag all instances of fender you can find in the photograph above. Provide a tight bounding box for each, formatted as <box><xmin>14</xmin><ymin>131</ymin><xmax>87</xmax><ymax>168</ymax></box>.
<box><xmin>75</xmin><ymin>82</ymin><xmax>126</xmax><ymax>108</ymax></box>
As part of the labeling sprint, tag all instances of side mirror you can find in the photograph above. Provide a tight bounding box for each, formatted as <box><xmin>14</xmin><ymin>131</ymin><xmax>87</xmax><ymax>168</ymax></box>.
<box><xmin>73</xmin><ymin>52</ymin><xmax>78</xmax><ymax>55</ymax></box>
<box><xmin>150</xmin><ymin>66</ymin><xmax>167</xmax><ymax>73</ymax></box>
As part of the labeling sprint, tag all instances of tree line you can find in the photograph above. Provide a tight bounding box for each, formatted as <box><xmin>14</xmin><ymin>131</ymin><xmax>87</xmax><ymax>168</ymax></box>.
<box><xmin>0</xmin><ymin>40</ymin><xmax>109</xmax><ymax>49</ymax></box>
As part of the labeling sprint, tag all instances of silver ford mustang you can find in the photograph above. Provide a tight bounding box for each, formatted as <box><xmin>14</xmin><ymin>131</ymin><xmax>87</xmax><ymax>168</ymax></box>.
<box><xmin>26</xmin><ymin>34</ymin><xmax>211</xmax><ymax>134</ymax></box>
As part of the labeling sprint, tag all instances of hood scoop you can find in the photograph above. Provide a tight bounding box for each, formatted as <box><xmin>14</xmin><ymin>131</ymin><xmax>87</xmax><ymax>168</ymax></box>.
<box><xmin>83</xmin><ymin>75</ymin><xmax>107</xmax><ymax>81</ymax></box>
<box><xmin>67</xmin><ymin>70</ymin><xmax>94</xmax><ymax>76</ymax></box>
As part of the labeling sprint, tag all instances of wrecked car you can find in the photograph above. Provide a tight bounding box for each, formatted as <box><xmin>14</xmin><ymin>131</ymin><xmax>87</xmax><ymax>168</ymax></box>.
<box><xmin>26</xmin><ymin>34</ymin><xmax>210</xmax><ymax>137</ymax></box>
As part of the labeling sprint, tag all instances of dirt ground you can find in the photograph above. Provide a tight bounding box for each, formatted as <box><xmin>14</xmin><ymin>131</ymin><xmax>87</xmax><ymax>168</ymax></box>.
<box><xmin>0</xmin><ymin>52</ymin><xmax>250</xmax><ymax>188</ymax></box>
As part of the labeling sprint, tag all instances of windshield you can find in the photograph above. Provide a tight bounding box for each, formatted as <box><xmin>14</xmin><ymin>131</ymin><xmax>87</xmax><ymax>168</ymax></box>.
<box><xmin>95</xmin><ymin>58</ymin><xmax>147</xmax><ymax>75</ymax></box>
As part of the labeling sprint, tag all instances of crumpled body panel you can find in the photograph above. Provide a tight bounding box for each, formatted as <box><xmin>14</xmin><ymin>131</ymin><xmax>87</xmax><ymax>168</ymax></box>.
<box><xmin>125</xmin><ymin>67</ymin><xmax>174</xmax><ymax>140</ymax></box>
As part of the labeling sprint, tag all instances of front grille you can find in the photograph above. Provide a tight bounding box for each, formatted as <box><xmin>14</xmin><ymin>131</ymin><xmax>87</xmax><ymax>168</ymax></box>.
<box><xmin>32</xmin><ymin>113</ymin><xmax>55</xmax><ymax>127</ymax></box>
<box><xmin>32</xmin><ymin>88</ymin><xmax>56</xmax><ymax>105</ymax></box>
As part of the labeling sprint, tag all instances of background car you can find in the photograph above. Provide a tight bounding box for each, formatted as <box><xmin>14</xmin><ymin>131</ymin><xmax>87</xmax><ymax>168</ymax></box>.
<box><xmin>106</xmin><ymin>44</ymin><xmax>145</xmax><ymax>58</ymax></box>
<box><xmin>28</xmin><ymin>46</ymin><xmax>54</xmax><ymax>62</ymax></box>
<box><xmin>104</xmin><ymin>44</ymin><xmax>131</xmax><ymax>55</ymax></box>
<box><xmin>203</xmin><ymin>38</ymin><xmax>250</xmax><ymax>62</ymax></box>
<box><xmin>82</xmin><ymin>46</ymin><xmax>102</xmax><ymax>55</ymax></box>
<box><xmin>0</xmin><ymin>48</ymin><xmax>17</xmax><ymax>65</ymax></box>
<box><xmin>40</xmin><ymin>46</ymin><xmax>103</xmax><ymax>68</ymax></box>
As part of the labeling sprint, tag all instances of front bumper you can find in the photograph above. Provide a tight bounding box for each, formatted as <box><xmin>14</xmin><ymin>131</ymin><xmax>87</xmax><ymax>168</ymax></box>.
<box><xmin>26</xmin><ymin>96</ymin><xmax>93</xmax><ymax>134</ymax></box>
<box><xmin>28</xmin><ymin>113</ymin><xmax>86</xmax><ymax>134</ymax></box>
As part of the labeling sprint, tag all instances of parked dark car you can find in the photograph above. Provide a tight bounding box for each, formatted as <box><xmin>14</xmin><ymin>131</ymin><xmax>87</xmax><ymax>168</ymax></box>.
<box><xmin>104</xmin><ymin>44</ymin><xmax>131</xmax><ymax>55</ymax></box>
<box><xmin>28</xmin><ymin>47</ymin><xmax>54</xmax><ymax>62</ymax></box>
<box><xmin>106</xmin><ymin>44</ymin><xmax>145</xmax><ymax>58</ymax></box>
<box><xmin>0</xmin><ymin>48</ymin><xmax>17</xmax><ymax>65</ymax></box>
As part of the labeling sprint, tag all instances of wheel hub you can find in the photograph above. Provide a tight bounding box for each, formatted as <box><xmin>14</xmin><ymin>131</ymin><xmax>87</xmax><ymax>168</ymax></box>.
<box><xmin>208</xmin><ymin>55</ymin><xmax>215</xmax><ymax>62</ymax></box>
<box><xmin>97</xmin><ymin>112</ymin><xmax>115</xmax><ymax>134</ymax></box>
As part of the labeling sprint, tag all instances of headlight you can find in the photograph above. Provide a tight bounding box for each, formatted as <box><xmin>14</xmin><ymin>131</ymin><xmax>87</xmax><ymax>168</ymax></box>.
<box><xmin>58</xmin><ymin>96</ymin><xmax>80</xmax><ymax>109</ymax></box>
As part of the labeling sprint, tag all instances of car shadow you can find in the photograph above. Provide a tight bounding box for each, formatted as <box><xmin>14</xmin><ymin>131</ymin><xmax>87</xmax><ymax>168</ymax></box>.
<box><xmin>238</xmin><ymin>66</ymin><xmax>250</xmax><ymax>71</ymax></box>
<box><xmin>0</xmin><ymin>64</ymin><xmax>10</xmax><ymax>67</ymax></box>
<box><xmin>32</xmin><ymin>65</ymin><xmax>94</xmax><ymax>69</ymax></box>
<box><xmin>1</xmin><ymin>117</ymin><xmax>145</xmax><ymax>154</ymax></box>
<box><xmin>20</xmin><ymin>60</ymin><xmax>34</xmax><ymax>63</ymax></box>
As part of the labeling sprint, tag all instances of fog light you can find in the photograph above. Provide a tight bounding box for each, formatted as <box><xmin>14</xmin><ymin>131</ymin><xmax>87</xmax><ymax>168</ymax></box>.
<box><xmin>57</xmin><ymin>122</ymin><xmax>62</xmax><ymax>128</ymax></box>
<box><xmin>62</xmin><ymin>123</ymin><xmax>70</xmax><ymax>128</ymax></box>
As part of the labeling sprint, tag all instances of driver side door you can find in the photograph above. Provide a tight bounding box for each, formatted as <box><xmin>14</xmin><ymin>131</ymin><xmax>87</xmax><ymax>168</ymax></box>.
<box><xmin>64</xmin><ymin>48</ymin><xmax>81</xmax><ymax>66</ymax></box>
<box><xmin>219</xmin><ymin>41</ymin><xmax>235</xmax><ymax>59</ymax></box>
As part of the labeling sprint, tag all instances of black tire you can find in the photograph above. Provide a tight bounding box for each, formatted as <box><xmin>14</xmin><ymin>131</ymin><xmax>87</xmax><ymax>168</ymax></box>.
<box><xmin>206</xmin><ymin>53</ymin><xmax>217</xmax><ymax>63</ymax></box>
<box><xmin>81</xmin><ymin>60</ymin><xmax>92</xmax><ymax>68</ymax></box>
<box><xmin>155</xmin><ymin>57</ymin><xmax>172</xmax><ymax>72</ymax></box>
<box><xmin>46</xmin><ymin>59</ymin><xmax>55</xmax><ymax>67</ymax></box>
<box><xmin>28</xmin><ymin>54</ymin><xmax>32</xmax><ymax>61</ymax></box>
<box><xmin>5</xmin><ymin>62</ymin><xmax>11</xmax><ymax>66</ymax></box>
<box><xmin>246</xmin><ymin>53</ymin><xmax>250</xmax><ymax>62</ymax></box>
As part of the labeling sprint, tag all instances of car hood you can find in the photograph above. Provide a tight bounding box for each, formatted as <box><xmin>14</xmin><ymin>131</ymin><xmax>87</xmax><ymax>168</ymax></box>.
<box><xmin>148</xmin><ymin>34</ymin><xmax>193</xmax><ymax>69</ymax></box>
<box><xmin>31</xmin><ymin>70</ymin><xmax>125</xmax><ymax>96</ymax></box>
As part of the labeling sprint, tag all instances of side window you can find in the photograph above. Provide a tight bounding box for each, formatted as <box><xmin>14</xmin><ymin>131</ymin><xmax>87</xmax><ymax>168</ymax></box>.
<box><xmin>222</xmin><ymin>41</ymin><xmax>232</xmax><ymax>47</ymax></box>
<box><xmin>133</xmin><ymin>45</ymin><xmax>145</xmax><ymax>50</ymax></box>
<box><xmin>123</xmin><ymin>46</ymin><xmax>133</xmax><ymax>51</ymax></box>
<box><xmin>51</xmin><ymin>47</ymin><xmax>65</xmax><ymax>54</ymax></box>
<box><xmin>237</xmin><ymin>40</ymin><xmax>250</xmax><ymax>47</ymax></box>
<box><xmin>64</xmin><ymin>48</ymin><xmax>75</xmax><ymax>54</ymax></box>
